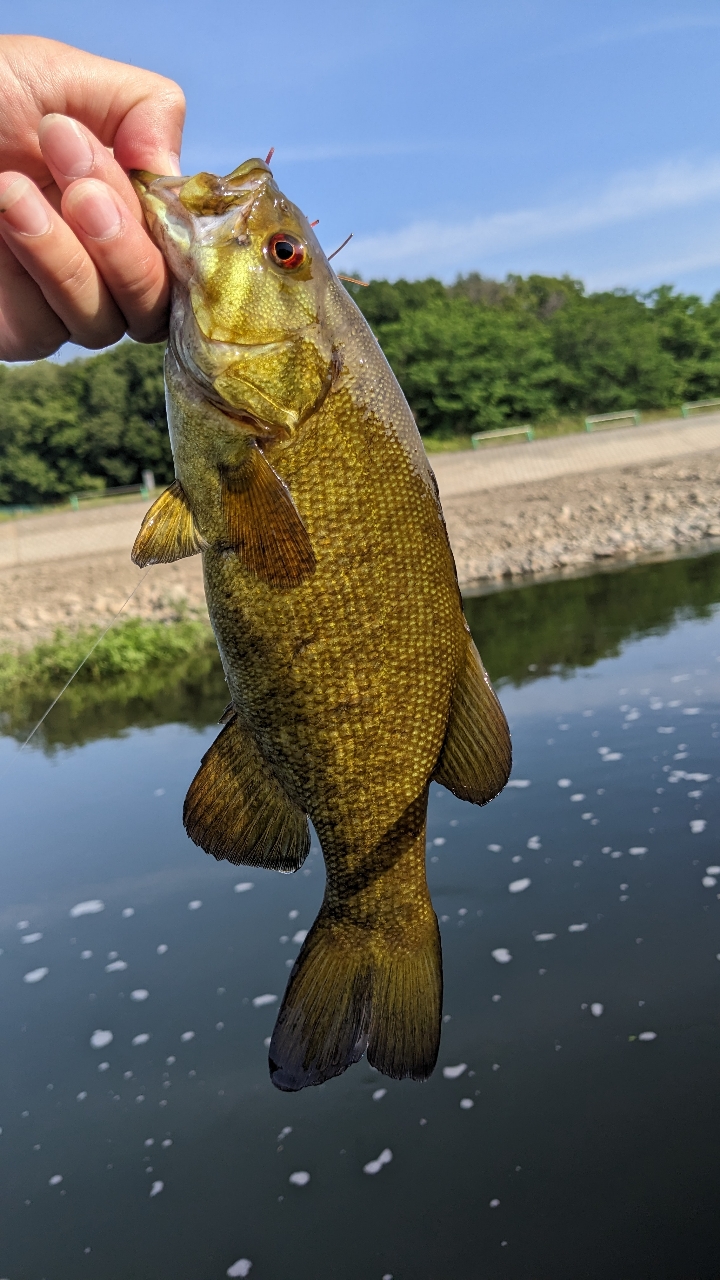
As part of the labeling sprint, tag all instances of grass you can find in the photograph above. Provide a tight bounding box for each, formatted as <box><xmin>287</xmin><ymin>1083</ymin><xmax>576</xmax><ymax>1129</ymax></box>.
<box><xmin>0</xmin><ymin>616</ymin><xmax>224</xmax><ymax>750</ymax></box>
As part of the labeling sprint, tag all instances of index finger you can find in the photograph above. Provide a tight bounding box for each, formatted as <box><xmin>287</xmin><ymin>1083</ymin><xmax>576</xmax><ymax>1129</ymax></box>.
<box><xmin>0</xmin><ymin>35</ymin><xmax>185</xmax><ymax>183</ymax></box>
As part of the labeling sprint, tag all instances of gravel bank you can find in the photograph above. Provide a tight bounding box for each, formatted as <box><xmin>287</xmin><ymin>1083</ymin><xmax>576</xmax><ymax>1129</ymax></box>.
<box><xmin>2</xmin><ymin>446</ymin><xmax>720</xmax><ymax>648</ymax></box>
<box><xmin>446</xmin><ymin>447</ymin><xmax>720</xmax><ymax>589</ymax></box>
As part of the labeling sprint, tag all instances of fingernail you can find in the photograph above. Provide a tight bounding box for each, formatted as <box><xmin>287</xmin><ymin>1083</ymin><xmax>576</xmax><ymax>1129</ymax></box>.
<box><xmin>0</xmin><ymin>177</ymin><xmax>51</xmax><ymax>236</ymax></box>
<box><xmin>39</xmin><ymin>114</ymin><xmax>94</xmax><ymax>180</ymax></box>
<box><xmin>66</xmin><ymin>181</ymin><xmax>123</xmax><ymax>240</ymax></box>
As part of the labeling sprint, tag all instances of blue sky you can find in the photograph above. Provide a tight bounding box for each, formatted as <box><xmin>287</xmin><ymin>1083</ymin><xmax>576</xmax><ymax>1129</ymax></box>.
<box><xmin>10</xmin><ymin>0</ymin><xmax>720</xmax><ymax>295</ymax></box>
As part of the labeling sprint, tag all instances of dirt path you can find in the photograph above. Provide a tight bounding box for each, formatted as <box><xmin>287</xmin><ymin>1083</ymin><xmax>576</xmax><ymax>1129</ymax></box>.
<box><xmin>3</xmin><ymin>417</ymin><xmax>720</xmax><ymax>646</ymax></box>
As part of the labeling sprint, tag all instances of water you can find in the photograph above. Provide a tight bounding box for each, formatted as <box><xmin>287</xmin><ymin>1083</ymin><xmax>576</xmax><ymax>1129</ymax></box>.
<box><xmin>2</xmin><ymin>554</ymin><xmax>720</xmax><ymax>1279</ymax></box>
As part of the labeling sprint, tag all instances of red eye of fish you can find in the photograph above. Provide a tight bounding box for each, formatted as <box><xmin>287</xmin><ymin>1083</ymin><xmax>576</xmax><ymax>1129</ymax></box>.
<box><xmin>267</xmin><ymin>232</ymin><xmax>306</xmax><ymax>269</ymax></box>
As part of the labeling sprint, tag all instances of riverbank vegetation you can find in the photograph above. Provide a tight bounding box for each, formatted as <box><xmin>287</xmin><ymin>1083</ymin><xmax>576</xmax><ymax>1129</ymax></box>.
<box><xmin>3</xmin><ymin>551</ymin><xmax>720</xmax><ymax>751</ymax></box>
<box><xmin>2</xmin><ymin>273</ymin><xmax>720</xmax><ymax>503</ymax></box>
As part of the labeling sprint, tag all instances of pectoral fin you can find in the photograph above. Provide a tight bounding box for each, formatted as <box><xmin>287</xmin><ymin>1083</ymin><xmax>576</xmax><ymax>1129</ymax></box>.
<box><xmin>132</xmin><ymin>480</ymin><xmax>206</xmax><ymax>566</ymax></box>
<box><xmin>433</xmin><ymin>641</ymin><xmax>511</xmax><ymax>805</ymax></box>
<box><xmin>222</xmin><ymin>445</ymin><xmax>316</xmax><ymax>588</ymax></box>
<box><xmin>183</xmin><ymin>711</ymin><xmax>310</xmax><ymax>872</ymax></box>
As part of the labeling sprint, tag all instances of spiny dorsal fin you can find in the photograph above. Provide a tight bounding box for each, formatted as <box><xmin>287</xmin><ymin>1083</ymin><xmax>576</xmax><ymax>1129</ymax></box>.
<box><xmin>433</xmin><ymin>640</ymin><xmax>511</xmax><ymax>805</ymax></box>
<box><xmin>222</xmin><ymin>445</ymin><xmax>316</xmax><ymax>588</ymax></box>
<box><xmin>132</xmin><ymin>480</ymin><xmax>207</xmax><ymax>566</ymax></box>
<box><xmin>183</xmin><ymin>713</ymin><xmax>310</xmax><ymax>872</ymax></box>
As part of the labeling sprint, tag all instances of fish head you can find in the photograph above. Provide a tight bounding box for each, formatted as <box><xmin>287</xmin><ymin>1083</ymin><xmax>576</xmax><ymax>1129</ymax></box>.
<box><xmin>132</xmin><ymin>159</ymin><xmax>337</xmax><ymax>437</ymax></box>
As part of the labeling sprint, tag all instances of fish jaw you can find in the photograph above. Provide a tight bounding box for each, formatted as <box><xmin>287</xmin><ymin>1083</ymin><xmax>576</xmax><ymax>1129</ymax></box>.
<box><xmin>132</xmin><ymin>161</ymin><xmax>336</xmax><ymax>437</ymax></box>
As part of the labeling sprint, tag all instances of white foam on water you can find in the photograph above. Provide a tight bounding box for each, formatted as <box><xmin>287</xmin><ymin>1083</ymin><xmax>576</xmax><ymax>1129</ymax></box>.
<box><xmin>277</xmin><ymin>1127</ymin><xmax>292</xmax><ymax>1141</ymax></box>
<box><xmin>629</xmin><ymin>847</ymin><xmax>648</xmax><ymax>855</ymax></box>
<box><xmin>90</xmin><ymin>1030</ymin><xmax>113</xmax><ymax>1049</ymax></box>
<box><xmin>702</xmin><ymin>876</ymin><xmax>717</xmax><ymax>888</ymax></box>
<box><xmin>227</xmin><ymin>1262</ymin><xmax>252</xmax><ymax>1278</ymax></box>
<box><xmin>491</xmin><ymin>948</ymin><xmax>512</xmax><ymax>963</ymax></box>
<box><xmin>122</xmin><ymin>908</ymin><xmax>135</xmax><ymax>918</ymax></box>
<box><xmin>657</xmin><ymin>728</ymin><xmax>675</xmax><ymax>735</ymax></box>
<box><xmin>432</xmin><ymin>837</ymin><xmax>446</xmax><ymax>845</ymax></box>
<box><xmin>442</xmin><ymin>1063</ymin><xmax>467</xmax><ymax>1079</ymax></box>
<box><xmin>70</xmin><ymin>900</ymin><xmax>104</xmax><ymax>918</ymax></box>
<box><xmin>154</xmin><ymin>788</ymin><xmax>165</xmax><ymax>796</ymax></box>
<box><xmin>591</xmin><ymin>1003</ymin><xmax>604</xmax><ymax>1017</ymax></box>
<box><xmin>162</xmin><ymin>1139</ymin><xmax>172</xmax><ymax>1147</ymax></box>
<box><xmin>180</xmin><ymin>1031</ymin><xmax>195</xmax><ymax>1042</ymax></box>
<box><xmin>691</xmin><ymin>820</ymin><xmax>707</xmax><ymax>833</ymax></box>
<box><xmin>149</xmin><ymin>1180</ymin><xmax>164</xmax><ymax>1197</ymax></box>
<box><xmin>707</xmin><ymin>866</ymin><xmax>720</xmax><ymax>875</ymax></box>
<box><xmin>363</xmin><ymin>1149</ymin><xmax>392</xmax><ymax>1175</ymax></box>
<box><xmin>603</xmin><ymin>752</ymin><xmax>623</xmax><ymax>761</ymax></box>
<box><xmin>81</xmin><ymin>950</ymin><xmax>92</xmax><ymax>959</ymax></box>
<box><xmin>23</xmin><ymin>968</ymin><xmax>48</xmax><ymax>984</ymax></box>
<box><xmin>252</xmin><ymin>994</ymin><xmax>277</xmax><ymax>1007</ymax></box>
<box><xmin>98</xmin><ymin>1062</ymin><xmax>110</xmax><ymax>1071</ymax></box>
<box><xmin>21</xmin><ymin>933</ymin><xmax>42</xmax><ymax>944</ymax></box>
<box><xmin>506</xmin><ymin>779</ymin><xmax>531</xmax><ymax>788</ymax></box>
<box><xmin>557</xmin><ymin>779</ymin><xmax>572</xmax><ymax>787</ymax></box>
<box><xmin>487</xmin><ymin>844</ymin><xmax>502</xmax><ymax>852</ymax></box>
<box><xmin>611</xmin><ymin>851</ymin><xmax>623</xmax><ymax>859</ymax></box>
<box><xmin>130</xmin><ymin>989</ymin><xmax>149</xmax><ymax>1001</ymax></box>
<box><xmin>16</xmin><ymin>920</ymin><xmax>29</xmax><ymax>929</ymax></box>
<box><xmin>157</xmin><ymin>945</ymin><xmax>168</xmax><ymax>955</ymax></box>
<box><xmin>570</xmin><ymin>794</ymin><xmax>585</xmax><ymax>802</ymax></box>
<box><xmin>289</xmin><ymin>1170</ymin><xmax>310</xmax><ymax>1186</ymax></box>
<box><xmin>534</xmin><ymin>933</ymin><xmax>556</xmax><ymax>942</ymax></box>
<box><xmin>132</xmin><ymin>1034</ymin><xmax>150</xmax><ymax>1046</ymax></box>
<box><xmin>527</xmin><ymin>836</ymin><xmax>541</xmax><ymax>849</ymax></box>
<box><xmin>490</xmin><ymin>1198</ymin><xmax>500</xmax><ymax>1208</ymax></box>
<box><xmin>568</xmin><ymin>923</ymin><xmax>588</xmax><ymax>932</ymax></box>
<box><xmin>76</xmin><ymin>1092</ymin><xmax>87</xmax><ymax>1101</ymax></box>
<box><xmin>263</xmin><ymin>1036</ymin><xmax>271</xmax><ymax>1047</ymax></box>
<box><xmin>459</xmin><ymin>1098</ymin><xmax>474</xmax><ymax>1109</ymax></box>
<box><xmin>144</xmin><ymin>1138</ymin><xmax>154</xmax><ymax>1147</ymax></box>
<box><xmin>288</xmin><ymin>910</ymin><xmax>299</xmax><ymax>919</ymax></box>
<box><xmin>683</xmin><ymin>708</ymin><xmax>701</xmax><ymax>715</ymax></box>
<box><xmin>234</xmin><ymin>883</ymin><xmax>254</xmax><ymax>894</ymax></box>
<box><xmin>49</xmin><ymin>1175</ymin><xmax>63</xmax><ymax>1186</ymax></box>
<box><xmin>105</xmin><ymin>961</ymin><xmax>127</xmax><ymax>972</ymax></box>
<box><xmin>372</xmin><ymin>1088</ymin><xmax>387</xmax><ymax>1100</ymax></box>
<box><xmin>292</xmin><ymin>931</ymin><xmax>308</xmax><ymax>945</ymax></box>
<box><xmin>188</xmin><ymin>900</ymin><xmax>202</xmax><ymax>910</ymax></box>
<box><xmin>509</xmin><ymin>878</ymin><xmax>531</xmax><ymax>894</ymax></box>
<box><xmin>638</xmin><ymin>1031</ymin><xmax>657</xmax><ymax>1041</ymax></box>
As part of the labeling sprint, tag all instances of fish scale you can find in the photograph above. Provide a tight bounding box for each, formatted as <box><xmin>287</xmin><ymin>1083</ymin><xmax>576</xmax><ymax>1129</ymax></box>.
<box><xmin>130</xmin><ymin>156</ymin><xmax>511</xmax><ymax>1090</ymax></box>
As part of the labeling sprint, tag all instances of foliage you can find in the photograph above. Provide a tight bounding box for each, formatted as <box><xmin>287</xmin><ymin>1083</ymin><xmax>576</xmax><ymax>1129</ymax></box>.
<box><xmin>0</xmin><ymin>616</ymin><xmax>225</xmax><ymax>751</ymax></box>
<box><xmin>4</xmin><ymin>272</ymin><xmax>720</xmax><ymax>503</ymax></box>
<box><xmin>0</xmin><ymin>341</ymin><xmax>170</xmax><ymax>505</ymax></box>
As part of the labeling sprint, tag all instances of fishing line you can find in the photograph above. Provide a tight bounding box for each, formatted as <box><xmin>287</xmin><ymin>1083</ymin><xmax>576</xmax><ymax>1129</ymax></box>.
<box><xmin>4</xmin><ymin>568</ymin><xmax>152</xmax><ymax>767</ymax></box>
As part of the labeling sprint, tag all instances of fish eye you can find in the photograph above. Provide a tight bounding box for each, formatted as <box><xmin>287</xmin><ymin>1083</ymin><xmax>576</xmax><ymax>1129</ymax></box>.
<box><xmin>267</xmin><ymin>232</ymin><xmax>306</xmax><ymax>270</ymax></box>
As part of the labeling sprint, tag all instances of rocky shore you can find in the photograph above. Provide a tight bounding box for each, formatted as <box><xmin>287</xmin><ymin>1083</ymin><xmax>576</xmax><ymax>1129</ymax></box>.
<box><xmin>2</xmin><ymin>444</ymin><xmax>720</xmax><ymax>647</ymax></box>
<box><xmin>445</xmin><ymin>447</ymin><xmax>720</xmax><ymax>589</ymax></box>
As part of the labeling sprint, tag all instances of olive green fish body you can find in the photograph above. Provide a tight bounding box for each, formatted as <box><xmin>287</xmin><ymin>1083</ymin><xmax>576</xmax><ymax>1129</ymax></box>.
<box><xmin>132</xmin><ymin>159</ymin><xmax>511</xmax><ymax>1089</ymax></box>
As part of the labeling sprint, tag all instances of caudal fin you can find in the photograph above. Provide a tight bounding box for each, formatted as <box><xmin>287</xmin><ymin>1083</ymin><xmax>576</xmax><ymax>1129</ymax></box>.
<box><xmin>269</xmin><ymin>905</ymin><xmax>442</xmax><ymax>1091</ymax></box>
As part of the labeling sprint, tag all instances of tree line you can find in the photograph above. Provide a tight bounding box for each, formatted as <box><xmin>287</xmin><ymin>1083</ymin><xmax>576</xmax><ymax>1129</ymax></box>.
<box><xmin>2</xmin><ymin>272</ymin><xmax>720</xmax><ymax>505</ymax></box>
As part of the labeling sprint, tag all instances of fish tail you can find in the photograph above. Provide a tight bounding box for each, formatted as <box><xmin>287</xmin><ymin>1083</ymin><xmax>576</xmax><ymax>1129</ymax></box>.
<box><xmin>269</xmin><ymin>793</ymin><xmax>442</xmax><ymax>1091</ymax></box>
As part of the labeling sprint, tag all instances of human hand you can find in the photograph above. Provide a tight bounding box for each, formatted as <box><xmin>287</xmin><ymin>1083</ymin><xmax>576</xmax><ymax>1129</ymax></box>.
<box><xmin>0</xmin><ymin>35</ymin><xmax>185</xmax><ymax>360</ymax></box>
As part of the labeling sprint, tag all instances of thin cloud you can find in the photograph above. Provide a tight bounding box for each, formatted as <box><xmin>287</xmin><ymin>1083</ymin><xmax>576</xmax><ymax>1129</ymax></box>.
<box><xmin>179</xmin><ymin>140</ymin><xmax>436</xmax><ymax>172</ymax></box>
<box><xmin>535</xmin><ymin>14</ymin><xmax>720</xmax><ymax>61</ymax></box>
<box><xmin>350</xmin><ymin>155</ymin><xmax>720</xmax><ymax>274</ymax></box>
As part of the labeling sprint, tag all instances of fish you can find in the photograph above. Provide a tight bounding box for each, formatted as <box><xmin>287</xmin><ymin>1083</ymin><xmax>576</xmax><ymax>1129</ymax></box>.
<box><xmin>130</xmin><ymin>158</ymin><xmax>511</xmax><ymax>1091</ymax></box>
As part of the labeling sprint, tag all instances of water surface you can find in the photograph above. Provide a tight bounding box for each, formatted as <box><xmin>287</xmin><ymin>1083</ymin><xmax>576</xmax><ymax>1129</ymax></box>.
<box><xmin>1</xmin><ymin>554</ymin><xmax>719</xmax><ymax>1279</ymax></box>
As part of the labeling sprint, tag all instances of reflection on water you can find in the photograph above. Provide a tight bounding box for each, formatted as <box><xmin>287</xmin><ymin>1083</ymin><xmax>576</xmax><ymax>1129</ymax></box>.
<box><xmin>1</xmin><ymin>554</ymin><xmax>720</xmax><ymax>1277</ymax></box>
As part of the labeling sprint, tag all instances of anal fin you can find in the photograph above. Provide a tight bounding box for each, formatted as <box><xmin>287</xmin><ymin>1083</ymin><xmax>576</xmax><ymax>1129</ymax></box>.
<box><xmin>222</xmin><ymin>445</ymin><xmax>316</xmax><ymax>588</ymax></box>
<box><xmin>132</xmin><ymin>479</ymin><xmax>206</xmax><ymax>566</ymax></box>
<box><xmin>433</xmin><ymin>640</ymin><xmax>511</xmax><ymax>805</ymax></box>
<box><xmin>183</xmin><ymin>713</ymin><xmax>310</xmax><ymax>872</ymax></box>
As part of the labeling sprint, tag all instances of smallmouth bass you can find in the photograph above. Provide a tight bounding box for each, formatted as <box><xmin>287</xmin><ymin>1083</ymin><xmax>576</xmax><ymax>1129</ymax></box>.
<box><xmin>131</xmin><ymin>158</ymin><xmax>511</xmax><ymax>1090</ymax></box>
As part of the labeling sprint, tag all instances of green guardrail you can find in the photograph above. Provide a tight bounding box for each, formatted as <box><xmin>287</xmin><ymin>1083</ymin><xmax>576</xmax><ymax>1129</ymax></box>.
<box><xmin>681</xmin><ymin>398</ymin><xmax>720</xmax><ymax>418</ymax></box>
<box><xmin>471</xmin><ymin>425</ymin><xmax>535</xmax><ymax>448</ymax></box>
<box><xmin>584</xmin><ymin>410</ymin><xmax>641</xmax><ymax>432</ymax></box>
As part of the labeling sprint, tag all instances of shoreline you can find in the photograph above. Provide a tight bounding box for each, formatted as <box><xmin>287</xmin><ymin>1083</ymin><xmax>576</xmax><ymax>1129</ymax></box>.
<box><xmin>2</xmin><ymin>440</ymin><xmax>720</xmax><ymax>650</ymax></box>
